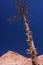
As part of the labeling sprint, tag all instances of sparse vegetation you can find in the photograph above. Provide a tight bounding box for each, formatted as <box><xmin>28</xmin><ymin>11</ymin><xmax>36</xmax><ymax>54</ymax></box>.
<box><xmin>8</xmin><ymin>0</ymin><xmax>39</xmax><ymax>65</ymax></box>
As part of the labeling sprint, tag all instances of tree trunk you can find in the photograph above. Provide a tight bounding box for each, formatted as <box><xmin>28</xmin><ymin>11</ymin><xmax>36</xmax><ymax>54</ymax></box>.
<box><xmin>23</xmin><ymin>14</ymin><xmax>39</xmax><ymax>65</ymax></box>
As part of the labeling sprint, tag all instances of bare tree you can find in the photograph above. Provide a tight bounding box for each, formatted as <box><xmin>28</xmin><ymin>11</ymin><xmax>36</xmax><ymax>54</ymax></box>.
<box><xmin>8</xmin><ymin>0</ymin><xmax>39</xmax><ymax>65</ymax></box>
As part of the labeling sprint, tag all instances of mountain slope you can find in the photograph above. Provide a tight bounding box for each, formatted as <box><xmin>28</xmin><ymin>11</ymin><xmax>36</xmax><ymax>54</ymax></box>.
<box><xmin>0</xmin><ymin>51</ymin><xmax>43</xmax><ymax>65</ymax></box>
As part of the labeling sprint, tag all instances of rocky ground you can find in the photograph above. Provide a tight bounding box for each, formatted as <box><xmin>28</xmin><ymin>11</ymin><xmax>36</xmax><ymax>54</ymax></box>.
<box><xmin>0</xmin><ymin>51</ymin><xmax>43</xmax><ymax>65</ymax></box>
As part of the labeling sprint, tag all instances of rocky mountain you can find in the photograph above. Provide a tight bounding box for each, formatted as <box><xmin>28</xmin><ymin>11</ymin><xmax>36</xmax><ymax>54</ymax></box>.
<box><xmin>0</xmin><ymin>51</ymin><xmax>43</xmax><ymax>65</ymax></box>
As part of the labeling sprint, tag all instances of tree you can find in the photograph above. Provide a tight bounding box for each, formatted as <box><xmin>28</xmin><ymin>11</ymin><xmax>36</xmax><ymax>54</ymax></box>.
<box><xmin>8</xmin><ymin>0</ymin><xmax>39</xmax><ymax>65</ymax></box>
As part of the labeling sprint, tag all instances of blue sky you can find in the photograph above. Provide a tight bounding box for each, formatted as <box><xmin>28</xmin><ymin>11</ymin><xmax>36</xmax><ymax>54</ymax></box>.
<box><xmin>0</xmin><ymin>0</ymin><xmax>43</xmax><ymax>57</ymax></box>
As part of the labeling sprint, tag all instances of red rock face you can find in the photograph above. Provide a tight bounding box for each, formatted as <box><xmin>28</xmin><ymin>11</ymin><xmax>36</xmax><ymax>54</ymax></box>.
<box><xmin>0</xmin><ymin>51</ymin><xmax>43</xmax><ymax>65</ymax></box>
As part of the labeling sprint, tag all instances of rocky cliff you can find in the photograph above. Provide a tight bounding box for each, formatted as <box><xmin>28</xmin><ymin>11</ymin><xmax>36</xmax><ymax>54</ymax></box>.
<box><xmin>0</xmin><ymin>51</ymin><xmax>43</xmax><ymax>65</ymax></box>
